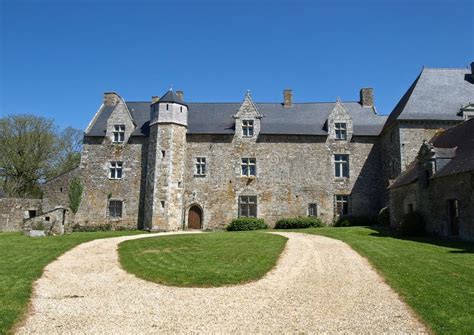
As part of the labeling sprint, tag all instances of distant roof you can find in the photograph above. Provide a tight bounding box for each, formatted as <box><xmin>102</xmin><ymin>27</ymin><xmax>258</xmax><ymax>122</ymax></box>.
<box><xmin>390</xmin><ymin>118</ymin><xmax>474</xmax><ymax>188</ymax></box>
<box><xmin>86</xmin><ymin>100</ymin><xmax>387</xmax><ymax>137</ymax></box>
<box><xmin>384</xmin><ymin>66</ymin><xmax>474</xmax><ymax>130</ymax></box>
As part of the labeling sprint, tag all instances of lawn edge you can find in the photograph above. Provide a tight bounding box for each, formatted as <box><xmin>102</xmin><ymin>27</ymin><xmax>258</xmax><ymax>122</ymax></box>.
<box><xmin>9</xmin><ymin>231</ymin><xmax>147</xmax><ymax>335</ymax></box>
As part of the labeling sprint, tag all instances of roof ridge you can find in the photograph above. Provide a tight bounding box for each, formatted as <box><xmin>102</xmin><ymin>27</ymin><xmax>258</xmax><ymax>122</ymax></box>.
<box><xmin>422</xmin><ymin>66</ymin><xmax>469</xmax><ymax>71</ymax></box>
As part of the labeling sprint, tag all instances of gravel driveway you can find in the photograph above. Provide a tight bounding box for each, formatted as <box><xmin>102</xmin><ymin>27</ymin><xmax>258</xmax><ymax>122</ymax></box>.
<box><xmin>17</xmin><ymin>232</ymin><xmax>427</xmax><ymax>334</ymax></box>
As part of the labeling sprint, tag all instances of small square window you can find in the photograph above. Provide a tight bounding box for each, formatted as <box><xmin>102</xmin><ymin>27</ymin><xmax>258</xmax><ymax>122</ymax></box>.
<box><xmin>109</xmin><ymin>161</ymin><xmax>123</xmax><ymax>179</ymax></box>
<box><xmin>239</xmin><ymin>196</ymin><xmax>257</xmax><ymax>218</ymax></box>
<box><xmin>335</xmin><ymin>154</ymin><xmax>349</xmax><ymax>178</ymax></box>
<box><xmin>308</xmin><ymin>203</ymin><xmax>318</xmax><ymax>217</ymax></box>
<box><xmin>241</xmin><ymin>158</ymin><xmax>256</xmax><ymax>177</ymax></box>
<box><xmin>113</xmin><ymin>125</ymin><xmax>125</xmax><ymax>143</ymax></box>
<box><xmin>45</xmin><ymin>216</ymin><xmax>50</xmax><ymax>222</ymax></box>
<box><xmin>335</xmin><ymin>195</ymin><xmax>349</xmax><ymax>216</ymax></box>
<box><xmin>242</xmin><ymin>120</ymin><xmax>254</xmax><ymax>137</ymax></box>
<box><xmin>109</xmin><ymin>200</ymin><xmax>123</xmax><ymax>218</ymax></box>
<box><xmin>335</xmin><ymin>123</ymin><xmax>347</xmax><ymax>140</ymax></box>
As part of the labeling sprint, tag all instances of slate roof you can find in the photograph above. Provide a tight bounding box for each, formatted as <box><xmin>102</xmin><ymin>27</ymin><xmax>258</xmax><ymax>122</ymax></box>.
<box><xmin>86</xmin><ymin>100</ymin><xmax>387</xmax><ymax>137</ymax></box>
<box><xmin>156</xmin><ymin>90</ymin><xmax>186</xmax><ymax>106</ymax></box>
<box><xmin>390</xmin><ymin>118</ymin><xmax>474</xmax><ymax>189</ymax></box>
<box><xmin>384</xmin><ymin>66</ymin><xmax>474</xmax><ymax>130</ymax></box>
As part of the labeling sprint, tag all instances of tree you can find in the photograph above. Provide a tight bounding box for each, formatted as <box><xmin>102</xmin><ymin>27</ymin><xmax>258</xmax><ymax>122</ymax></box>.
<box><xmin>0</xmin><ymin>114</ymin><xmax>83</xmax><ymax>198</ymax></box>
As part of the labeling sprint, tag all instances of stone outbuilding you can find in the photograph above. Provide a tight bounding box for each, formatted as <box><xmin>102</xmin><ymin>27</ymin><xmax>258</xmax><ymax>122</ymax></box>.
<box><xmin>389</xmin><ymin>119</ymin><xmax>474</xmax><ymax>241</ymax></box>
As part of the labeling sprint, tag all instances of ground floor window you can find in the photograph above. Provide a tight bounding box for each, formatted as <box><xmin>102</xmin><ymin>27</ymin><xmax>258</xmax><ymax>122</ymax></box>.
<box><xmin>308</xmin><ymin>203</ymin><xmax>318</xmax><ymax>217</ymax></box>
<box><xmin>335</xmin><ymin>195</ymin><xmax>349</xmax><ymax>216</ymax></box>
<box><xmin>109</xmin><ymin>200</ymin><xmax>123</xmax><ymax>218</ymax></box>
<box><xmin>239</xmin><ymin>196</ymin><xmax>257</xmax><ymax>217</ymax></box>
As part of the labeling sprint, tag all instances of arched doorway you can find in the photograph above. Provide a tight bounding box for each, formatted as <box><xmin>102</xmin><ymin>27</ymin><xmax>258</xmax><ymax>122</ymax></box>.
<box><xmin>188</xmin><ymin>205</ymin><xmax>202</xmax><ymax>229</ymax></box>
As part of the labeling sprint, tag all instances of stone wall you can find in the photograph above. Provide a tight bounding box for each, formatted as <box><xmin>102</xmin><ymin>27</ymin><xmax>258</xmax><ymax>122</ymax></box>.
<box><xmin>41</xmin><ymin>168</ymin><xmax>79</xmax><ymax>212</ymax></box>
<box><xmin>23</xmin><ymin>207</ymin><xmax>71</xmax><ymax>235</ymax></box>
<box><xmin>183</xmin><ymin>133</ymin><xmax>383</xmax><ymax>229</ymax></box>
<box><xmin>390</xmin><ymin>171</ymin><xmax>474</xmax><ymax>241</ymax></box>
<box><xmin>0</xmin><ymin>198</ymin><xmax>42</xmax><ymax>232</ymax></box>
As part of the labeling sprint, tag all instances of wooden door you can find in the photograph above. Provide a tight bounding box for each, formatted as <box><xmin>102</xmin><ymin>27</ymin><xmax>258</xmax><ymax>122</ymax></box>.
<box><xmin>188</xmin><ymin>206</ymin><xmax>202</xmax><ymax>229</ymax></box>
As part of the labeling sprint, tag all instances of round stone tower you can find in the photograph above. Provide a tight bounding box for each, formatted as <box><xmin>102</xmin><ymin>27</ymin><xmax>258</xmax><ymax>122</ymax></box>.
<box><xmin>144</xmin><ymin>89</ymin><xmax>188</xmax><ymax>231</ymax></box>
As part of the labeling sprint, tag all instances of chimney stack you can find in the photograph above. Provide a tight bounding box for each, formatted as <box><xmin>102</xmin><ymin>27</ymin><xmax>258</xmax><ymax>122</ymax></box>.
<box><xmin>104</xmin><ymin>92</ymin><xmax>120</xmax><ymax>106</ymax></box>
<box><xmin>176</xmin><ymin>90</ymin><xmax>184</xmax><ymax>101</ymax></box>
<box><xmin>360</xmin><ymin>88</ymin><xmax>374</xmax><ymax>108</ymax></box>
<box><xmin>471</xmin><ymin>62</ymin><xmax>474</xmax><ymax>75</ymax></box>
<box><xmin>283</xmin><ymin>89</ymin><xmax>293</xmax><ymax>108</ymax></box>
<box><xmin>151</xmin><ymin>96</ymin><xmax>159</xmax><ymax>104</ymax></box>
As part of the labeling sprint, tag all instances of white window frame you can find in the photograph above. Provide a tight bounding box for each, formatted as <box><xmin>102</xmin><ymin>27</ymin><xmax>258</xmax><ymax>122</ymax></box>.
<box><xmin>335</xmin><ymin>154</ymin><xmax>349</xmax><ymax>178</ymax></box>
<box><xmin>308</xmin><ymin>203</ymin><xmax>318</xmax><ymax>217</ymax></box>
<box><xmin>242</xmin><ymin>120</ymin><xmax>254</xmax><ymax>137</ymax></box>
<box><xmin>109</xmin><ymin>161</ymin><xmax>123</xmax><ymax>180</ymax></box>
<box><xmin>241</xmin><ymin>158</ymin><xmax>256</xmax><ymax>177</ymax></box>
<box><xmin>112</xmin><ymin>124</ymin><xmax>125</xmax><ymax>143</ymax></box>
<box><xmin>335</xmin><ymin>195</ymin><xmax>349</xmax><ymax>216</ymax></box>
<box><xmin>335</xmin><ymin>122</ymin><xmax>347</xmax><ymax>140</ymax></box>
<box><xmin>195</xmin><ymin>157</ymin><xmax>206</xmax><ymax>176</ymax></box>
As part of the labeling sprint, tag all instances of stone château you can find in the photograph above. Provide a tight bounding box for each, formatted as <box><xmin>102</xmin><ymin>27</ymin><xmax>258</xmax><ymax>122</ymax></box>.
<box><xmin>73</xmin><ymin>63</ymin><xmax>473</xmax><ymax>232</ymax></box>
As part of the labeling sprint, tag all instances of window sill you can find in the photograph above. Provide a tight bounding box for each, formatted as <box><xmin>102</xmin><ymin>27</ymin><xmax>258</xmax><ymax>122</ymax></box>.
<box><xmin>194</xmin><ymin>175</ymin><xmax>207</xmax><ymax>178</ymax></box>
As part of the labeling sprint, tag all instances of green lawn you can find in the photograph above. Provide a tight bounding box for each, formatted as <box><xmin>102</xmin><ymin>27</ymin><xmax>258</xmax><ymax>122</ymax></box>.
<box><xmin>0</xmin><ymin>231</ymin><xmax>145</xmax><ymax>335</ymax></box>
<box><xmin>119</xmin><ymin>231</ymin><xmax>287</xmax><ymax>287</ymax></box>
<box><xmin>296</xmin><ymin>226</ymin><xmax>474</xmax><ymax>334</ymax></box>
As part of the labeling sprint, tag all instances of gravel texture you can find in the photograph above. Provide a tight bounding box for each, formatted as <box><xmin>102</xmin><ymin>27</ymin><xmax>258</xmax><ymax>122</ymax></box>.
<box><xmin>17</xmin><ymin>232</ymin><xmax>427</xmax><ymax>334</ymax></box>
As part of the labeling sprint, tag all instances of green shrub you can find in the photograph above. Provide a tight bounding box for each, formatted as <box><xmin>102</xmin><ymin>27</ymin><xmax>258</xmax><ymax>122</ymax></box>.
<box><xmin>398</xmin><ymin>211</ymin><xmax>425</xmax><ymax>236</ymax></box>
<box><xmin>68</xmin><ymin>177</ymin><xmax>83</xmax><ymax>214</ymax></box>
<box><xmin>378</xmin><ymin>207</ymin><xmax>391</xmax><ymax>226</ymax></box>
<box><xmin>334</xmin><ymin>217</ymin><xmax>351</xmax><ymax>227</ymax></box>
<box><xmin>226</xmin><ymin>218</ymin><xmax>267</xmax><ymax>231</ymax></box>
<box><xmin>274</xmin><ymin>217</ymin><xmax>324</xmax><ymax>229</ymax></box>
<box><xmin>72</xmin><ymin>223</ymin><xmax>112</xmax><ymax>232</ymax></box>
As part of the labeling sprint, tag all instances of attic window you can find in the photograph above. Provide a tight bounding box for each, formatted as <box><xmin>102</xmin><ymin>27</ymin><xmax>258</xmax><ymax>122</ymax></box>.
<box><xmin>113</xmin><ymin>125</ymin><xmax>125</xmax><ymax>143</ymax></box>
<box><xmin>335</xmin><ymin>123</ymin><xmax>347</xmax><ymax>140</ymax></box>
<box><xmin>242</xmin><ymin>120</ymin><xmax>254</xmax><ymax>137</ymax></box>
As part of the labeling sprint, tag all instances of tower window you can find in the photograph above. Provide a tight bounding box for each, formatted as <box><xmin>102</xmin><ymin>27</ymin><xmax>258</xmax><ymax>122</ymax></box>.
<box><xmin>195</xmin><ymin>157</ymin><xmax>206</xmax><ymax>176</ymax></box>
<box><xmin>335</xmin><ymin>122</ymin><xmax>347</xmax><ymax>140</ymax></box>
<box><xmin>166</xmin><ymin>104</ymin><xmax>169</xmax><ymax>111</ymax></box>
<box><xmin>241</xmin><ymin>158</ymin><xmax>256</xmax><ymax>177</ymax></box>
<box><xmin>108</xmin><ymin>200</ymin><xmax>123</xmax><ymax>218</ymax></box>
<box><xmin>239</xmin><ymin>196</ymin><xmax>257</xmax><ymax>218</ymax></box>
<box><xmin>335</xmin><ymin>195</ymin><xmax>349</xmax><ymax>216</ymax></box>
<box><xmin>335</xmin><ymin>154</ymin><xmax>349</xmax><ymax>178</ymax></box>
<box><xmin>109</xmin><ymin>161</ymin><xmax>123</xmax><ymax>179</ymax></box>
<box><xmin>242</xmin><ymin>120</ymin><xmax>254</xmax><ymax>137</ymax></box>
<box><xmin>113</xmin><ymin>125</ymin><xmax>125</xmax><ymax>143</ymax></box>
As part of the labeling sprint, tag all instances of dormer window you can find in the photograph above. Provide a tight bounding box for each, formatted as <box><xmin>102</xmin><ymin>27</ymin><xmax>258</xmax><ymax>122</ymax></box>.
<box><xmin>335</xmin><ymin>122</ymin><xmax>347</xmax><ymax>140</ymax></box>
<box><xmin>242</xmin><ymin>120</ymin><xmax>254</xmax><ymax>137</ymax></box>
<box><xmin>113</xmin><ymin>125</ymin><xmax>125</xmax><ymax>143</ymax></box>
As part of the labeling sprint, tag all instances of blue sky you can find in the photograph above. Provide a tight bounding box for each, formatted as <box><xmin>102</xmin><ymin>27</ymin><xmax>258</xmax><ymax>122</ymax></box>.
<box><xmin>1</xmin><ymin>0</ymin><xmax>473</xmax><ymax>130</ymax></box>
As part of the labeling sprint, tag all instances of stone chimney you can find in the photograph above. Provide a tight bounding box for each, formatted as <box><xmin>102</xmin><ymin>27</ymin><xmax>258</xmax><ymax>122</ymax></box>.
<box><xmin>360</xmin><ymin>88</ymin><xmax>374</xmax><ymax>108</ymax></box>
<box><xmin>104</xmin><ymin>92</ymin><xmax>120</xmax><ymax>106</ymax></box>
<box><xmin>176</xmin><ymin>90</ymin><xmax>184</xmax><ymax>101</ymax></box>
<box><xmin>151</xmin><ymin>96</ymin><xmax>159</xmax><ymax>104</ymax></box>
<box><xmin>283</xmin><ymin>89</ymin><xmax>293</xmax><ymax>108</ymax></box>
<box><xmin>471</xmin><ymin>62</ymin><xmax>474</xmax><ymax>75</ymax></box>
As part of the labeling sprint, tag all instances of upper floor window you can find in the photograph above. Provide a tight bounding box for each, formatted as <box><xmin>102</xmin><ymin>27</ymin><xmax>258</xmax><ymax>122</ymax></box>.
<box><xmin>113</xmin><ymin>125</ymin><xmax>125</xmax><ymax>143</ymax></box>
<box><xmin>241</xmin><ymin>158</ymin><xmax>256</xmax><ymax>177</ymax></box>
<box><xmin>335</xmin><ymin>122</ymin><xmax>347</xmax><ymax>140</ymax></box>
<box><xmin>108</xmin><ymin>200</ymin><xmax>123</xmax><ymax>218</ymax></box>
<box><xmin>335</xmin><ymin>154</ymin><xmax>349</xmax><ymax>178</ymax></box>
<box><xmin>195</xmin><ymin>157</ymin><xmax>206</xmax><ymax>176</ymax></box>
<box><xmin>335</xmin><ymin>195</ymin><xmax>349</xmax><ymax>216</ymax></box>
<box><xmin>242</xmin><ymin>120</ymin><xmax>254</xmax><ymax>137</ymax></box>
<box><xmin>239</xmin><ymin>195</ymin><xmax>257</xmax><ymax>217</ymax></box>
<box><xmin>109</xmin><ymin>161</ymin><xmax>123</xmax><ymax>179</ymax></box>
<box><xmin>308</xmin><ymin>203</ymin><xmax>318</xmax><ymax>217</ymax></box>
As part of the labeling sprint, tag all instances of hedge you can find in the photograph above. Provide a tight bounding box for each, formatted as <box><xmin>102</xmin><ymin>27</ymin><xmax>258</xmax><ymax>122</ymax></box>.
<box><xmin>274</xmin><ymin>217</ymin><xmax>324</xmax><ymax>229</ymax></box>
<box><xmin>226</xmin><ymin>218</ymin><xmax>268</xmax><ymax>231</ymax></box>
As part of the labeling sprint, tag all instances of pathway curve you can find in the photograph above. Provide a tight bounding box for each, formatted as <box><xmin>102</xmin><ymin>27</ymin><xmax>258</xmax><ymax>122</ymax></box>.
<box><xmin>17</xmin><ymin>232</ymin><xmax>427</xmax><ymax>334</ymax></box>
